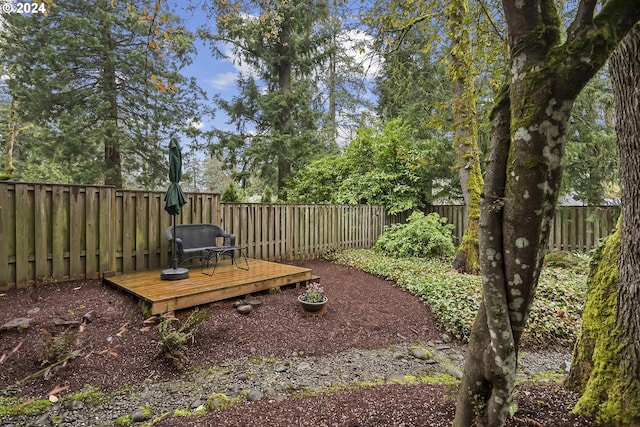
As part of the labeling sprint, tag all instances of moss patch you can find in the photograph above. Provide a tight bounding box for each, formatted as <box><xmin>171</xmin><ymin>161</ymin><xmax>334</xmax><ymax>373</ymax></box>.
<box><xmin>569</xmin><ymin>227</ymin><xmax>640</xmax><ymax>424</ymax></box>
<box><xmin>0</xmin><ymin>396</ymin><xmax>52</xmax><ymax>417</ymax></box>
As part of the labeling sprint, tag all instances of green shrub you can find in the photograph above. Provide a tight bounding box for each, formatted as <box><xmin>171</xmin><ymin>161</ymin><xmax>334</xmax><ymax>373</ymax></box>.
<box><xmin>544</xmin><ymin>249</ymin><xmax>590</xmax><ymax>274</ymax></box>
<box><xmin>157</xmin><ymin>309</ymin><xmax>211</xmax><ymax>369</ymax></box>
<box><xmin>374</xmin><ymin>211</ymin><xmax>455</xmax><ymax>258</ymax></box>
<box><xmin>221</xmin><ymin>183</ymin><xmax>241</xmax><ymax>202</ymax></box>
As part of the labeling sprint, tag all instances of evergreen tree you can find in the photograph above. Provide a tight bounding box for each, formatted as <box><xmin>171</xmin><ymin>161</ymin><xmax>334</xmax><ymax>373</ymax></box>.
<box><xmin>202</xmin><ymin>0</ymin><xmax>341</xmax><ymax>197</ymax></box>
<box><xmin>562</xmin><ymin>70</ymin><xmax>618</xmax><ymax>205</ymax></box>
<box><xmin>1</xmin><ymin>0</ymin><xmax>204</xmax><ymax>188</ymax></box>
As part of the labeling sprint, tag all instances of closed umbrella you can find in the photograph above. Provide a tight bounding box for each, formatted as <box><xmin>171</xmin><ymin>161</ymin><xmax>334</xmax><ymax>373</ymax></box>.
<box><xmin>161</xmin><ymin>137</ymin><xmax>189</xmax><ymax>280</ymax></box>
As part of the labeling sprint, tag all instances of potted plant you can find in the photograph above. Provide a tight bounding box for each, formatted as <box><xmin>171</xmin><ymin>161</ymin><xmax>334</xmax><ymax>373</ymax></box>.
<box><xmin>298</xmin><ymin>282</ymin><xmax>327</xmax><ymax>312</ymax></box>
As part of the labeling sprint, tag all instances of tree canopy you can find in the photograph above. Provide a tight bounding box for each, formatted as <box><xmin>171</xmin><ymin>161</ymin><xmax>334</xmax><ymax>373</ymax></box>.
<box><xmin>286</xmin><ymin>118</ymin><xmax>456</xmax><ymax>213</ymax></box>
<box><xmin>1</xmin><ymin>0</ymin><xmax>205</xmax><ymax>188</ymax></box>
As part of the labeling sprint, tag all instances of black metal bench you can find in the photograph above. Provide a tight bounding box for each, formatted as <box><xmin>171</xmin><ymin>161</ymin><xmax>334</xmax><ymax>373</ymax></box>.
<box><xmin>165</xmin><ymin>224</ymin><xmax>249</xmax><ymax>275</ymax></box>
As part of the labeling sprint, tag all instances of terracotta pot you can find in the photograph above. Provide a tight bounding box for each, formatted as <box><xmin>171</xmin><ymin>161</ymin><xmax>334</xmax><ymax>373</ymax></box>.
<box><xmin>298</xmin><ymin>295</ymin><xmax>328</xmax><ymax>312</ymax></box>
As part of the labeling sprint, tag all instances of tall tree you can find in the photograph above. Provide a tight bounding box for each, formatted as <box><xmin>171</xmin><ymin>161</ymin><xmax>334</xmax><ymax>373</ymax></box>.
<box><xmin>447</xmin><ymin>0</ymin><xmax>483</xmax><ymax>274</ymax></box>
<box><xmin>565</xmin><ymin>23</ymin><xmax>640</xmax><ymax>425</ymax></box>
<box><xmin>453</xmin><ymin>2</ymin><xmax>640</xmax><ymax>426</ymax></box>
<box><xmin>562</xmin><ymin>70</ymin><xmax>618</xmax><ymax>205</ymax></box>
<box><xmin>203</xmin><ymin>0</ymin><xmax>335</xmax><ymax>197</ymax></box>
<box><xmin>1</xmin><ymin>0</ymin><xmax>203</xmax><ymax>188</ymax></box>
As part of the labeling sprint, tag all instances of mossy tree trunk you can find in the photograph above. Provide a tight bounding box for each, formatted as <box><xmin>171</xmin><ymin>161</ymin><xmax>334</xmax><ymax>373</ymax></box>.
<box><xmin>566</xmin><ymin>23</ymin><xmax>640</xmax><ymax>426</ymax></box>
<box><xmin>453</xmin><ymin>2</ymin><xmax>640</xmax><ymax>426</ymax></box>
<box><xmin>1</xmin><ymin>97</ymin><xmax>33</xmax><ymax>181</ymax></box>
<box><xmin>447</xmin><ymin>0</ymin><xmax>483</xmax><ymax>275</ymax></box>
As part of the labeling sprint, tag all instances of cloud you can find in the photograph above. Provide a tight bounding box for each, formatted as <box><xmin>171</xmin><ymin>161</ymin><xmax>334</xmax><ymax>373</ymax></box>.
<box><xmin>205</xmin><ymin>72</ymin><xmax>237</xmax><ymax>90</ymax></box>
<box><xmin>339</xmin><ymin>29</ymin><xmax>382</xmax><ymax>79</ymax></box>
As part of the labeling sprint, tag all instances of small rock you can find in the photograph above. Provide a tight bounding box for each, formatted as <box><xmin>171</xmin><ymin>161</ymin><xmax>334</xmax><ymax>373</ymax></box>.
<box><xmin>1</xmin><ymin>317</ymin><xmax>33</xmax><ymax>331</ymax></box>
<box><xmin>246</xmin><ymin>389</ymin><xmax>263</xmax><ymax>401</ymax></box>
<box><xmin>82</xmin><ymin>311</ymin><xmax>96</xmax><ymax>323</ymax></box>
<box><xmin>236</xmin><ymin>304</ymin><xmax>252</xmax><ymax>314</ymax></box>
<box><xmin>34</xmin><ymin>413</ymin><xmax>50</xmax><ymax>426</ymax></box>
<box><xmin>237</xmin><ymin>373</ymin><xmax>249</xmax><ymax>381</ymax></box>
<box><xmin>559</xmin><ymin>360</ymin><xmax>571</xmax><ymax>373</ymax></box>
<box><xmin>448</xmin><ymin>353</ymin><xmax>464</xmax><ymax>363</ymax></box>
<box><xmin>190</xmin><ymin>399</ymin><xmax>204</xmax><ymax>409</ymax></box>
<box><xmin>446</xmin><ymin>368</ymin><xmax>464</xmax><ymax>380</ymax></box>
<box><xmin>409</xmin><ymin>346</ymin><xmax>434</xmax><ymax>361</ymax></box>
<box><xmin>246</xmin><ymin>298</ymin><xmax>263</xmax><ymax>306</ymax></box>
<box><xmin>275</xmin><ymin>365</ymin><xmax>288</xmax><ymax>373</ymax></box>
<box><xmin>130</xmin><ymin>408</ymin><xmax>152</xmax><ymax>422</ymax></box>
<box><xmin>54</xmin><ymin>319</ymin><xmax>81</xmax><ymax>327</ymax></box>
<box><xmin>441</xmin><ymin>334</ymin><xmax>452</xmax><ymax>344</ymax></box>
<box><xmin>297</xmin><ymin>362</ymin><xmax>312</xmax><ymax>372</ymax></box>
<box><xmin>232</xmin><ymin>300</ymin><xmax>246</xmax><ymax>308</ymax></box>
<box><xmin>67</xmin><ymin>400</ymin><xmax>84</xmax><ymax>411</ymax></box>
<box><xmin>27</xmin><ymin>307</ymin><xmax>41</xmax><ymax>315</ymax></box>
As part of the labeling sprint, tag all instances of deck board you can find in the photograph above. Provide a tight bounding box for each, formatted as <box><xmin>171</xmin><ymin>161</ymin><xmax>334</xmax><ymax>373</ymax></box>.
<box><xmin>103</xmin><ymin>258</ymin><xmax>312</xmax><ymax>314</ymax></box>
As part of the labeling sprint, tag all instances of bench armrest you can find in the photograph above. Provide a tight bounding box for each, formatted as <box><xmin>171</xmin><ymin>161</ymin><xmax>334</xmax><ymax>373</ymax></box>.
<box><xmin>174</xmin><ymin>237</ymin><xmax>184</xmax><ymax>257</ymax></box>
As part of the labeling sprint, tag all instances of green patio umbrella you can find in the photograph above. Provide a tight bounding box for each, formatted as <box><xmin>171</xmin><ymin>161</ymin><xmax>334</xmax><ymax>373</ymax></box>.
<box><xmin>164</xmin><ymin>137</ymin><xmax>187</xmax><ymax>216</ymax></box>
<box><xmin>161</xmin><ymin>137</ymin><xmax>189</xmax><ymax>280</ymax></box>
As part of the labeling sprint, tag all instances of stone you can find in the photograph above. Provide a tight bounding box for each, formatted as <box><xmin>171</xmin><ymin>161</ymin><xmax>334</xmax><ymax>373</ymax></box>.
<box><xmin>246</xmin><ymin>389</ymin><xmax>263</xmax><ymax>402</ymax></box>
<box><xmin>54</xmin><ymin>318</ymin><xmax>81</xmax><ymax>327</ymax></box>
<box><xmin>237</xmin><ymin>373</ymin><xmax>249</xmax><ymax>381</ymax></box>
<box><xmin>130</xmin><ymin>408</ymin><xmax>152</xmax><ymax>422</ymax></box>
<box><xmin>67</xmin><ymin>400</ymin><xmax>84</xmax><ymax>411</ymax></box>
<box><xmin>1</xmin><ymin>317</ymin><xmax>33</xmax><ymax>331</ymax></box>
<box><xmin>409</xmin><ymin>346</ymin><xmax>434</xmax><ymax>361</ymax></box>
<box><xmin>446</xmin><ymin>368</ymin><xmax>464</xmax><ymax>380</ymax></box>
<box><xmin>559</xmin><ymin>360</ymin><xmax>571</xmax><ymax>373</ymax></box>
<box><xmin>297</xmin><ymin>362</ymin><xmax>312</xmax><ymax>372</ymax></box>
<box><xmin>236</xmin><ymin>304</ymin><xmax>253</xmax><ymax>314</ymax></box>
<box><xmin>246</xmin><ymin>298</ymin><xmax>263</xmax><ymax>306</ymax></box>
<box><xmin>82</xmin><ymin>311</ymin><xmax>96</xmax><ymax>323</ymax></box>
<box><xmin>233</xmin><ymin>300</ymin><xmax>247</xmax><ymax>308</ymax></box>
<box><xmin>34</xmin><ymin>413</ymin><xmax>50</xmax><ymax>426</ymax></box>
<box><xmin>27</xmin><ymin>307</ymin><xmax>41</xmax><ymax>315</ymax></box>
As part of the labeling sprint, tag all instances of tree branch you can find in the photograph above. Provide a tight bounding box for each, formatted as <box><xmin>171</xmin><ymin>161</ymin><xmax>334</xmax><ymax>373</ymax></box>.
<box><xmin>568</xmin><ymin>0</ymin><xmax>597</xmax><ymax>37</ymax></box>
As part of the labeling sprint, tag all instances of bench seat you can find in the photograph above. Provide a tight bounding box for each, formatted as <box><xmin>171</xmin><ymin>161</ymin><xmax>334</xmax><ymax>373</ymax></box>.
<box><xmin>166</xmin><ymin>224</ymin><xmax>248</xmax><ymax>273</ymax></box>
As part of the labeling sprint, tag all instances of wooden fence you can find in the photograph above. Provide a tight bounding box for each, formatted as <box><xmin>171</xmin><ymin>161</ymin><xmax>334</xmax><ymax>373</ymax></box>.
<box><xmin>0</xmin><ymin>183</ymin><xmax>395</xmax><ymax>290</ymax></box>
<box><xmin>220</xmin><ymin>203</ymin><xmax>393</xmax><ymax>262</ymax></box>
<box><xmin>425</xmin><ymin>204</ymin><xmax>620</xmax><ymax>252</ymax></box>
<box><xmin>0</xmin><ymin>182</ymin><xmax>621</xmax><ymax>290</ymax></box>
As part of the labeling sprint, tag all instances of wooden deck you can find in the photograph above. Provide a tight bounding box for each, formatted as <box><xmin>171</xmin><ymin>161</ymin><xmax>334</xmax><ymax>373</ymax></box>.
<box><xmin>103</xmin><ymin>258</ymin><xmax>313</xmax><ymax>315</ymax></box>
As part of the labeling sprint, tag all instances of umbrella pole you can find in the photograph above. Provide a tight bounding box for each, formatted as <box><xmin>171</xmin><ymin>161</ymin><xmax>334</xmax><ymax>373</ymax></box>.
<box><xmin>172</xmin><ymin>215</ymin><xmax>178</xmax><ymax>270</ymax></box>
<box><xmin>161</xmin><ymin>214</ymin><xmax>189</xmax><ymax>280</ymax></box>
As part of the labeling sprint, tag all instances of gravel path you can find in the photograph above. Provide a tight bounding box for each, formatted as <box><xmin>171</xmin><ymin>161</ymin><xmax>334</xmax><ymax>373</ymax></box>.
<box><xmin>2</xmin><ymin>338</ymin><xmax>571</xmax><ymax>426</ymax></box>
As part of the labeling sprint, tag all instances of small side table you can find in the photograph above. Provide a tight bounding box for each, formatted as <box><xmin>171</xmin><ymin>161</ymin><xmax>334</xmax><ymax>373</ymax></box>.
<box><xmin>202</xmin><ymin>246</ymin><xmax>249</xmax><ymax>276</ymax></box>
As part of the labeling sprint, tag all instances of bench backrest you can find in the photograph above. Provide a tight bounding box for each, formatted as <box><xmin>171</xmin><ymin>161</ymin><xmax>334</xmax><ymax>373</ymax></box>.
<box><xmin>166</xmin><ymin>224</ymin><xmax>235</xmax><ymax>249</ymax></box>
